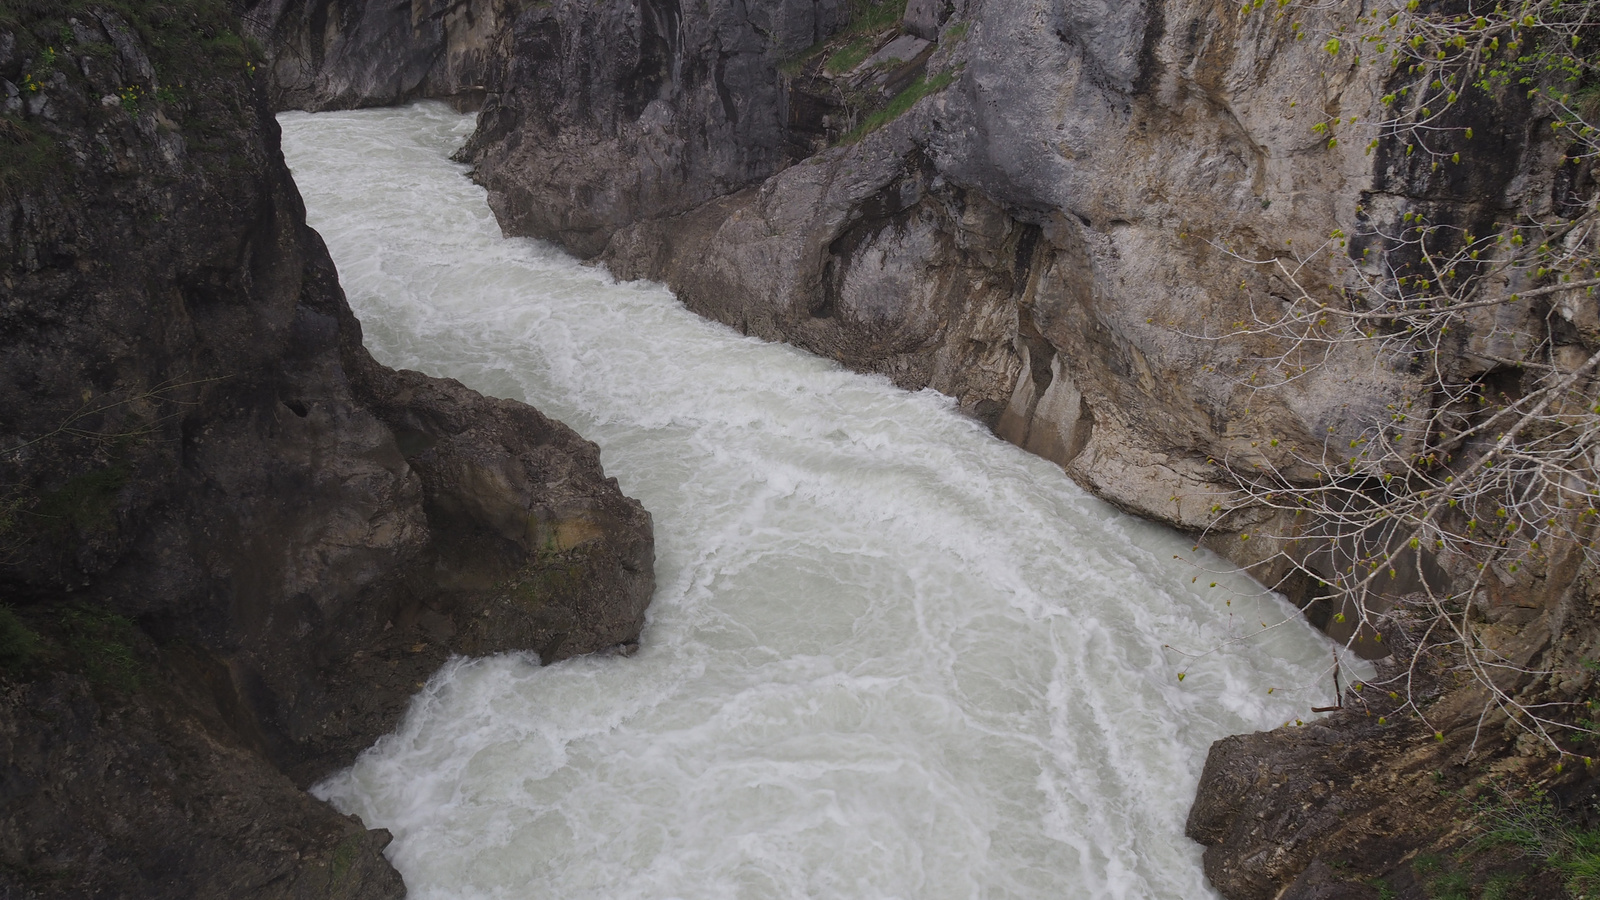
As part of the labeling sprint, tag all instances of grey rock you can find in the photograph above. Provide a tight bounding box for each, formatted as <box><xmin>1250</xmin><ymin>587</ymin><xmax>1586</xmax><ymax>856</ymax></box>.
<box><xmin>471</xmin><ymin>0</ymin><xmax>1553</xmax><ymax>587</ymax></box>
<box><xmin>858</xmin><ymin>34</ymin><xmax>929</xmax><ymax>73</ymax></box>
<box><xmin>903</xmin><ymin>0</ymin><xmax>950</xmax><ymax>41</ymax></box>
<box><xmin>93</xmin><ymin>11</ymin><xmax>156</xmax><ymax>86</ymax></box>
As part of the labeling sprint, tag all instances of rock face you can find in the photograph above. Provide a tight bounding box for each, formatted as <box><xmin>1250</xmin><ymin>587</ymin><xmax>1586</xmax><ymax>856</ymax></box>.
<box><xmin>462</xmin><ymin>0</ymin><xmax>1535</xmax><ymax>552</ymax></box>
<box><xmin>0</xmin><ymin>3</ymin><xmax>652</xmax><ymax>896</ymax></box>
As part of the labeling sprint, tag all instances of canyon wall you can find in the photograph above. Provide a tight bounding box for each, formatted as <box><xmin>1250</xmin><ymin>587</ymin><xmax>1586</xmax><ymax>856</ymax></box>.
<box><xmin>246</xmin><ymin>0</ymin><xmax>1600</xmax><ymax>895</ymax></box>
<box><xmin>0</xmin><ymin>4</ymin><xmax>652</xmax><ymax>896</ymax></box>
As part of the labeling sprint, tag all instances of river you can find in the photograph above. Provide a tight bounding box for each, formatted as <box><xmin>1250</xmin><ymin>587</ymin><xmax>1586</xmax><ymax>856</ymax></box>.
<box><xmin>279</xmin><ymin>102</ymin><xmax>1351</xmax><ymax>900</ymax></box>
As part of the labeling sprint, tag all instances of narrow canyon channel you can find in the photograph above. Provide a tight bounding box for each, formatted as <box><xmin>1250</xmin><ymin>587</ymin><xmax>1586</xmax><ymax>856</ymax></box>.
<box><xmin>279</xmin><ymin>103</ymin><xmax>1360</xmax><ymax>900</ymax></box>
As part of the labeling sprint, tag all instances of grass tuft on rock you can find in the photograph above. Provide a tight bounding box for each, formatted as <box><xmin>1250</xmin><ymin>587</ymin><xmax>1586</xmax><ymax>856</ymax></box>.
<box><xmin>840</xmin><ymin>69</ymin><xmax>955</xmax><ymax>143</ymax></box>
<box><xmin>0</xmin><ymin>115</ymin><xmax>61</xmax><ymax>197</ymax></box>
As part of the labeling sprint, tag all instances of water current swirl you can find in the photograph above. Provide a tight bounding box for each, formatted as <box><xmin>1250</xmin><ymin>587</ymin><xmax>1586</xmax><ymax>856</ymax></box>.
<box><xmin>279</xmin><ymin>103</ymin><xmax>1357</xmax><ymax>900</ymax></box>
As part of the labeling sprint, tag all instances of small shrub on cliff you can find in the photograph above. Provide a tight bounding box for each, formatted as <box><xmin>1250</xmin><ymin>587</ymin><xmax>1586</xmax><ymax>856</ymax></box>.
<box><xmin>0</xmin><ymin>607</ymin><xmax>41</xmax><ymax>671</ymax></box>
<box><xmin>0</xmin><ymin>115</ymin><xmax>61</xmax><ymax>196</ymax></box>
<box><xmin>60</xmin><ymin>606</ymin><xmax>143</xmax><ymax>689</ymax></box>
<box><xmin>1473</xmin><ymin>783</ymin><xmax>1600</xmax><ymax>897</ymax></box>
<box><xmin>35</xmin><ymin>464</ymin><xmax>129</xmax><ymax>535</ymax></box>
<box><xmin>1413</xmin><ymin>855</ymin><xmax>1472</xmax><ymax>900</ymax></box>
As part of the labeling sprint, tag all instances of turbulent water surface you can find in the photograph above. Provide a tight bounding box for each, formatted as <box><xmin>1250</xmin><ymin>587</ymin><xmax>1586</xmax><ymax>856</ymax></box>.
<box><xmin>280</xmin><ymin>103</ymin><xmax>1354</xmax><ymax>900</ymax></box>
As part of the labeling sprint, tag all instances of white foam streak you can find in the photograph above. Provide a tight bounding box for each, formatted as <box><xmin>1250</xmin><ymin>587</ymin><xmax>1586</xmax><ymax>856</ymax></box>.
<box><xmin>279</xmin><ymin>103</ymin><xmax>1363</xmax><ymax>900</ymax></box>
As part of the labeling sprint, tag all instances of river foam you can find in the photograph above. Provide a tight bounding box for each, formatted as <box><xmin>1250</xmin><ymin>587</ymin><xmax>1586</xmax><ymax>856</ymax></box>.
<box><xmin>280</xmin><ymin>102</ymin><xmax>1357</xmax><ymax>900</ymax></box>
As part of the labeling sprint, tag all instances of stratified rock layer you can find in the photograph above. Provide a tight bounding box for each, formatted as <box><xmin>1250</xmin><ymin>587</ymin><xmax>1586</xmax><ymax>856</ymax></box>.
<box><xmin>0</xmin><ymin>4</ymin><xmax>653</xmax><ymax>897</ymax></box>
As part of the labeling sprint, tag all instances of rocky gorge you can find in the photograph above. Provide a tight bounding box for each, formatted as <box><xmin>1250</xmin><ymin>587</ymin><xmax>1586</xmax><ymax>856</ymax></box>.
<box><xmin>1</xmin><ymin>0</ymin><xmax>1597</xmax><ymax>897</ymax></box>
<box><xmin>246</xmin><ymin>0</ymin><xmax>1600</xmax><ymax>897</ymax></box>
<box><xmin>0</xmin><ymin>2</ymin><xmax>652</xmax><ymax>896</ymax></box>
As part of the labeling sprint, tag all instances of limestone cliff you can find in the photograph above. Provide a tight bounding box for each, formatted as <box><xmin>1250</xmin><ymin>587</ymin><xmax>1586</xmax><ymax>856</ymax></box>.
<box><xmin>0</xmin><ymin>3</ymin><xmax>653</xmax><ymax>896</ymax></box>
<box><xmin>459</xmin><ymin>0</ymin><xmax>1550</xmax><ymax>552</ymax></box>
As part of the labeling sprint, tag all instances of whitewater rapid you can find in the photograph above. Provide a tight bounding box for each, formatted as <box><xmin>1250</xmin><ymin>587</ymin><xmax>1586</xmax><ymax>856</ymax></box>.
<box><xmin>279</xmin><ymin>103</ymin><xmax>1351</xmax><ymax>900</ymax></box>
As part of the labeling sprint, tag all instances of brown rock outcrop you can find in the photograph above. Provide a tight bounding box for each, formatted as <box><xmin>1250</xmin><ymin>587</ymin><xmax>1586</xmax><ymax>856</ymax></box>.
<box><xmin>1186</xmin><ymin>576</ymin><xmax>1600</xmax><ymax>899</ymax></box>
<box><xmin>0</xmin><ymin>3</ymin><xmax>653</xmax><ymax>896</ymax></box>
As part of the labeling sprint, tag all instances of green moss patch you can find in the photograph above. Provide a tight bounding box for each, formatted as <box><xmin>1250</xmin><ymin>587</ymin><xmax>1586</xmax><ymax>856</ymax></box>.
<box><xmin>824</xmin><ymin>34</ymin><xmax>880</xmax><ymax>74</ymax></box>
<box><xmin>781</xmin><ymin>0</ymin><xmax>907</xmax><ymax>76</ymax></box>
<box><xmin>35</xmin><ymin>464</ymin><xmax>129</xmax><ymax>534</ymax></box>
<box><xmin>0</xmin><ymin>0</ymin><xmax>257</xmax><ymax>82</ymax></box>
<box><xmin>845</xmin><ymin>0</ymin><xmax>906</xmax><ymax>34</ymax></box>
<box><xmin>0</xmin><ymin>603</ymin><xmax>148</xmax><ymax>688</ymax></box>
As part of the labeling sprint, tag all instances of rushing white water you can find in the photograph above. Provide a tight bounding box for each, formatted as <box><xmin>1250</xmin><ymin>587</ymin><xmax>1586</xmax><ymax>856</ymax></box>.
<box><xmin>279</xmin><ymin>103</ymin><xmax>1356</xmax><ymax>900</ymax></box>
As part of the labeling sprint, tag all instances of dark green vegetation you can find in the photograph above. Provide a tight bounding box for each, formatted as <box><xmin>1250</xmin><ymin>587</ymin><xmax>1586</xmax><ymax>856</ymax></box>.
<box><xmin>822</xmin><ymin>32</ymin><xmax>878</xmax><ymax>74</ymax></box>
<box><xmin>1330</xmin><ymin>777</ymin><xmax>1600</xmax><ymax>900</ymax></box>
<box><xmin>0</xmin><ymin>114</ymin><xmax>60</xmax><ymax>193</ymax></box>
<box><xmin>0</xmin><ymin>603</ymin><xmax>145</xmax><ymax>688</ymax></box>
<box><xmin>34</xmin><ymin>464</ymin><xmax>130</xmax><ymax>534</ymax></box>
<box><xmin>842</xmin><ymin>0</ymin><xmax>907</xmax><ymax>35</ymax></box>
<box><xmin>1466</xmin><ymin>784</ymin><xmax>1600</xmax><ymax>899</ymax></box>
<box><xmin>0</xmin><ymin>606</ymin><xmax>41</xmax><ymax>670</ymax></box>
<box><xmin>0</xmin><ymin>0</ymin><xmax>256</xmax><ymax>77</ymax></box>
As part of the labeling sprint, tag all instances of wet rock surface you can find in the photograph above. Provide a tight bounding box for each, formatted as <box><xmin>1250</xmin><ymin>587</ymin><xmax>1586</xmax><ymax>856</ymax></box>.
<box><xmin>0</xmin><ymin>3</ymin><xmax>653</xmax><ymax>896</ymax></box>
